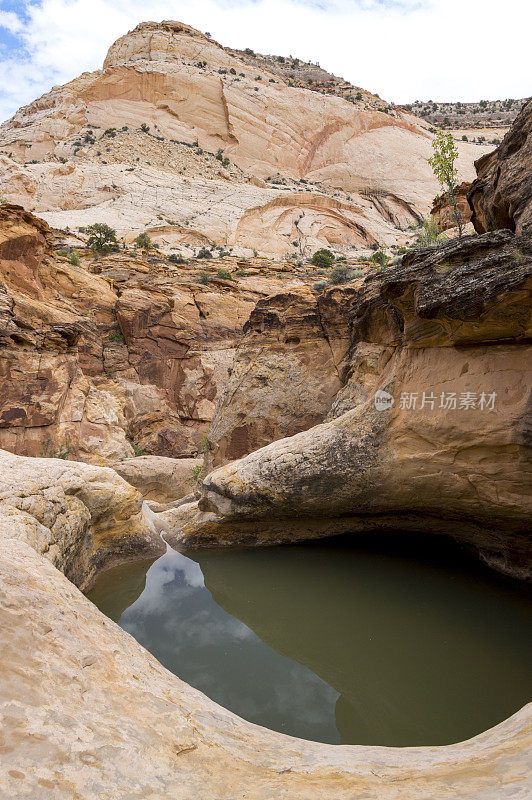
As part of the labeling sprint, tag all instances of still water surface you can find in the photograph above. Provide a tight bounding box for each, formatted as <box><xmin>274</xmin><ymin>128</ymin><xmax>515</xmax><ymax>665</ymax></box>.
<box><xmin>87</xmin><ymin>534</ymin><xmax>532</xmax><ymax>746</ymax></box>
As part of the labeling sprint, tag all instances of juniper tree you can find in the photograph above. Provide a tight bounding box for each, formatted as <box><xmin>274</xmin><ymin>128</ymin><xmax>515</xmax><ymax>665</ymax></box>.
<box><xmin>429</xmin><ymin>131</ymin><xmax>463</xmax><ymax>237</ymax></box>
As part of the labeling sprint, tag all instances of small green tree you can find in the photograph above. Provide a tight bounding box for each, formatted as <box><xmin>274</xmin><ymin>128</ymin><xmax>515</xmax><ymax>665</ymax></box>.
<box><xmin>311</xmin><ymin>248</ymin><xmax>334</xmax><ymax>268</ymax></box>
<box><xmin>69</xmin><ymin>251</ymin><xmax>80</xmax><ymax>266</ymax></box>
<box><xmin>134</xmin><ymin>232</ymin><xmax>152</xmax><ymax>250</ymax></box>
<box><xmin>429</xmin><ymin>131</ymin><xmax>463</xmax><ymax>237</ymax></box>
<box><xmin>86</xmin><ymin>223</ymin><xmax>119</xmax><ymax>253</ymax></box>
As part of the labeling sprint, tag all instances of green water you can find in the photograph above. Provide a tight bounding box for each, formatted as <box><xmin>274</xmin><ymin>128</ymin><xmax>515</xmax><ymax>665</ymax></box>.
<box><xmin>87</xmin><ymin>533</ymin><xmax>532</xmax><ymax>746</ymax></box>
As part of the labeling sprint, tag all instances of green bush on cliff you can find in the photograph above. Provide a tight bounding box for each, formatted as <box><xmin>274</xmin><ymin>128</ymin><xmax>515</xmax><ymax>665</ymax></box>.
<box><xmin>369</xmin><ymin>249</ymin><xmax>391</xmax><ymax>268</ymax></box>
<box><xmin>311</xmin><ymin>248</ymin><xmax>335</xmax><ymax>268</ymax></box>
<box><xmin>411</xmin><ymin>218</ymin><xmax>446</xmax><ymax>249</ymax></box>
<box><xmin>329</xmin><ymin>264</ymin><xmax>354</xmax><ymax>284</ymax></box>
<box><xmin>86</xmin><ymin>223</ymin><xmax>119</xmax><ymax>253</ymax></box>
<box><xmin>134</xmin><ymin>232</ymin><xmax>153</xmax><ymax>250</ymax></box>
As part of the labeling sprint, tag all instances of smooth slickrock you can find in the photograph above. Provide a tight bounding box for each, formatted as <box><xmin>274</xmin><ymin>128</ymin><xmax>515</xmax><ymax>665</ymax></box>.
<box><xmin>468</xmin><ymin>99</ymin><xmax>532</xmax><ymax>235</ymax></box>
<box><xmin>0</xmin><ymin>446</ymin><xmax>531</xmax><ymax>798</ymax></box>
<box><xmin>170</xmin><ymin>231</ymin><xmax>532</xmax><ymax>578</ymax></box>
<box><xmin>0</xmin><ymin>20</ymin><xmax>490</xmax><ymax>258</ymax></box>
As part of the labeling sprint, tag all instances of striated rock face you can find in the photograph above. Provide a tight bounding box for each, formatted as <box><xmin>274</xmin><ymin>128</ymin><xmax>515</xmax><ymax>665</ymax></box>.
<box><xmin>0</xmin><ymin>204</ymin><xmax>303</xmax><ymax>463</ymax></box>
<box><xmin>205</xmin><ymin>284</ymin><xmax>359</xmax><ymax>469</ymax></box>
<box><xmin>0</xmin><ymin>20</ymin><xmax>489</xmax><ymax>258</ymax></box>
<box><xmin>0</xmin><ymin>446</ymin><xmax>531</xmax><ymax>798</ymax></box>
<box><xmin>468</xmin><ymin>99</ymin><xmax>532</xmax><ymax>235</ymax></box>
<box><xmin>173</xmin><ymin>231</ymin><xmax>532</xmax><ymax>578</ymax></box>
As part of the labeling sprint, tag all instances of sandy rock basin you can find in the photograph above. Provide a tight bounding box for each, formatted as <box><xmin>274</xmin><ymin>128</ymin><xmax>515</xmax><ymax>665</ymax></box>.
<box><xmin>0</xmin><ymin>449</ymin><xmax>530</xmax><ymax>799</ymax></box>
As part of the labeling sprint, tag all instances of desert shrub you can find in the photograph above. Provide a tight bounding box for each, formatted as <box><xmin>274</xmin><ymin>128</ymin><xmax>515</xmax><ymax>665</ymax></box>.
<box><xmin>198</xmin><ymin>271</ymin><xmax>210</xmax><ymax>284</ymax></box>
<box><xmin>328</xmin><ymin>264</ymin><xmax>353</xmax><ymax>284</ymax></box>
<box><xmin>69</xmin><ymin>251</ymin><xmax>80</xmax><ymax>266</ymax></box>
<box><xmin>109</xmin><ymin>331</ymin><xmax>125</xmax><ymax>344</ymax></box>
<box><xmin>310</xmin><ymin>248</ymin><xmax>334</xmax><ymax>268</ymax></box>
<box><xmin>313</xmin><ymin>280</ymin><xmax>327</xmax><ymax>292</ymax></box>
<box><xmin>191</xmin><ymin>464</ymin><xmax>202</xmax><ymax>480</ymax></box>
<box><xmin>134</xmin><ymin>232</ymin><xmax>152</xmax><ymax>250</ymax></box>
<box><xmin>40</xmin><ymin>439</ymin><xmax>71</xmax><ymax>459</ymax></box>
<box><xmin>197</xmin><ymin>248</ymin><xmax>213</xmax><ymax>259</ymax></box>
<box><xmin>86</xmin><ymin>223</ymin><xmax>119</xmax><ymax>253</ymax></box>
<box><xmin>127</xmin><ymin>440</ymin><xmax>145</xmax><ymax>457</ymax></box>
<box><xmin>140</xmin><ymin>123</ymin><xmax>150</xmax><ymax>133</ymax></box>
<box><xmin>169</xmin><ymin>254</ymin><xmax>186</xmax><ymax>264</ymax></box>
<box><xmin>411</xmin><ymin>217</ymin><xmax>446</xmax><ymax>249</ymax></box>
<box><xmin>230</xmin><ymin>68</ymin><xmax>237</xmax><ymax>75</ymax></box>
<box><xmin>217</xmin><ymin>269</ymin><xmax>232</xmax><ymax>280</ymax></box>
<box><xmin>356</xmin><ymin>92</ymin><xmax>362</xmax><ymax>100</ymax></box>
<box><xmin>369</xmin><ymin>249</ymin><xmax>391</xmax><ymax>268</ymax></box>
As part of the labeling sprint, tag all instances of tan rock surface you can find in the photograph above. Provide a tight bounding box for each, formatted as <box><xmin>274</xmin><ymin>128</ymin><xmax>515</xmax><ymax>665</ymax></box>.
<box><xmin>0</xmin><ymin>446</ymin><xmax>530</xmax><ymax>798</ymax></box>
<box><xmin>0</xmin><ymin>20</ymin><xmax>491</xmax><ymax>258</ymax></box>
<box><xmin>205</xmin><ymin>283</ymin><xmax>358</xmax><ymax>469</ymax></box>
<box><xmin>113</xmin><ymin>454</ymin><xmax>201</xmax><ymax>503</ymax></box>
<box><xmin>0</xmin><ymin>448</ymin><xmax>162</xmax><ymax>589</ymax></box>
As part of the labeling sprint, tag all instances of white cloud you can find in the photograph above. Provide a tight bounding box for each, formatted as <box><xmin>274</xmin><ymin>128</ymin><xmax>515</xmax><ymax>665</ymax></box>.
<box><xmin>0</xmin><ymin>10</ymin><xmax>24</xmax><ymax>33</ymax></box>
<box><xmin>0</xmin><ymin>0</ymin><xmax>530</xmax><ymax>123</ymax></box>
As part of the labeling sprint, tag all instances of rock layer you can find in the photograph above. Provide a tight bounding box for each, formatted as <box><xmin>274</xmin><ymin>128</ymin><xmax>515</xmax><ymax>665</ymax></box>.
<box><xmin>205</xmin><ymin>284</ymin><xmax>358</xmax><ymax>469</ymax></box>
<box><xmin>0</xmin><ymin>203</ymin><xmax>314</xmax><ymax>463</ymax></box>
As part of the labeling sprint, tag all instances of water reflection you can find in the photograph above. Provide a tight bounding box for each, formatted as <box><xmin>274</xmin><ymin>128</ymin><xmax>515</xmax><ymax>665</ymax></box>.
<box><xmin>88</xmin><ymin>534</ymin><xmax>532</xmax><ymax>746</ymax></box>
<box><xmin>89</xmin><ymin>546</ymin><xmax>339</xmax><ymax>743</ymax></box>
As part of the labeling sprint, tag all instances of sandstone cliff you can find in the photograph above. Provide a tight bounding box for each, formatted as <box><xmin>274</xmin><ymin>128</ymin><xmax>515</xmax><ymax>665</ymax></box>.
<box><xmin>0</xmin><ymin>203</ymin><xmax>322</xmax><ymax>463</ymax></box>
<box><xmin>0</xmin><ymin>20</ymin><xmax>489</xmax><ymax>259</ymax></box>
<box><xmin>468</xmin><ymin>99</ymin><xmax>532</xmax><ymax>235</ymax></box>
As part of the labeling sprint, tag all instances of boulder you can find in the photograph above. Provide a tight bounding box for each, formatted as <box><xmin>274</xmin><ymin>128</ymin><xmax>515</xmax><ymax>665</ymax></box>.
<box><xmin>0</xmin><ymin>448</ymin><xmax>163</xmax><ymax>589</ymax></box>
<box><xmin>113</xmin><ymin>455</ymin><xmax>201</xmax><ymax>503</ymax></box>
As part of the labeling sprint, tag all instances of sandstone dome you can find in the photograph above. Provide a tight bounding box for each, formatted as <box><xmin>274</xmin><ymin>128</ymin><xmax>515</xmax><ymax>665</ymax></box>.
<box><xmin>0</xmin><ymin>21</ymin><xmax>491</xmax><ymax>258</ymax></box>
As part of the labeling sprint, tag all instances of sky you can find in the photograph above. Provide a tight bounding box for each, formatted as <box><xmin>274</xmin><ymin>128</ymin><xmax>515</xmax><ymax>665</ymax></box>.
<box><xmin>0</xmin><ymin>0</ymin><xmax>530</xmax><ymax>123</ymax></box>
